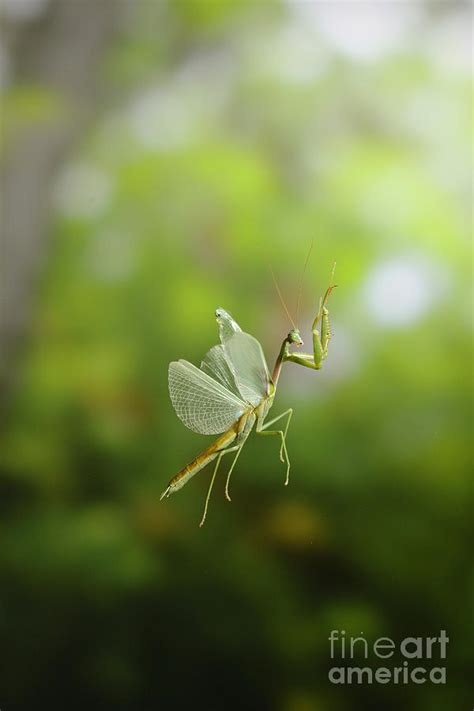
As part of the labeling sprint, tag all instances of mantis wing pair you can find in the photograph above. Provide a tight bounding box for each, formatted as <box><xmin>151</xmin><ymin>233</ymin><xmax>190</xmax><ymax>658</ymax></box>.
<box><xmin>161</xmin><ymin>266</ymin><xmax>337</xmax><ymax>526</ymax></box>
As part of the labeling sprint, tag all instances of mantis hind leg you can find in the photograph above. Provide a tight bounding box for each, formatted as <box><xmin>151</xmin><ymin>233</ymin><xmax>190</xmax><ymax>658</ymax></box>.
<box><xmin>257</xmin><ymin>408</ymin><xmax>293</xmax><ymax>486</ymax></box>
<box><xmin>224</xmin><ymin>442</ymin><xmax>245</xmax><ymax>502</ymax></box>
<box><xmin>199</xmin><ymin>445</ymin><xmax>240</xmax><ymax>527</ymax></box>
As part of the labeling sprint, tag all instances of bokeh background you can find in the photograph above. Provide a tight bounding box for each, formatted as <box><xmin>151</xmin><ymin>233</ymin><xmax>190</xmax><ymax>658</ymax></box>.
<box><xmin>1</xmin><ymin>1</ymin><xmax>472</xmax><ymax>710</ymax></box>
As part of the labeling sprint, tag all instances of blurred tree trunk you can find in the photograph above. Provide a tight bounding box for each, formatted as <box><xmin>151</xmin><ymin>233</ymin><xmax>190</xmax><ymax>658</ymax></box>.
<box><xmin>0</xmin><ymin>0</ymin><xmax>130</xmax><ymax>420</ymax></box>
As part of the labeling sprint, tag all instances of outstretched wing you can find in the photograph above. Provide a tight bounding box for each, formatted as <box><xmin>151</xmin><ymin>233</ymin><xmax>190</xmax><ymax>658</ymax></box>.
<box><xmin>169</xmin><ymin>359</ymin><xmax>247</xmax><ymax>435</ymax></box>
<box><xmin>215</xmin><ymin>308</ymin><xmax>242</xmax><ymax>344</ymax></box>
<box><xmin>200</xmin><ymin>344</ymin><xmax>242</xmax><ymax>399</ymax></box>
<box><xmin>223</xmin><ymin>331</ymin><xmax>271</xmax><ymax>406</ymax></box>
<box><xmin>214</xmin><ymin>308</ymin><xmax>271</xmax><ymax>406</ymax></box>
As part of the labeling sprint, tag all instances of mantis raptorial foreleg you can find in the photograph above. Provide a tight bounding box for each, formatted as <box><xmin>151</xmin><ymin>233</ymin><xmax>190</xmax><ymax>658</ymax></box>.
<box><xmin>199</xmin><ymin>444</ymin><xmax>241</xmax><ymax>527</ymax></box>
<box><xmin>256</xmin><ymin>408</ymin><xmax>293</xmax><ymax>485</ymax></box>
<box><xmin>284</xmin><ymin>268</ymin><xmax>337</xmax><ymax>370</ymax></box>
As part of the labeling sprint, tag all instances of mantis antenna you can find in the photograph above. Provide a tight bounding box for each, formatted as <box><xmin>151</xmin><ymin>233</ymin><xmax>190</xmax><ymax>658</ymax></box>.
<box><xmin>295</xmin><ymin>238</ymin><xmax>314</xmax><ymax>327</ymax></box>
<box><xmin>269</xmin><ymin>264</ymin><xmax>297</xmax><ymax>330</ymax></box>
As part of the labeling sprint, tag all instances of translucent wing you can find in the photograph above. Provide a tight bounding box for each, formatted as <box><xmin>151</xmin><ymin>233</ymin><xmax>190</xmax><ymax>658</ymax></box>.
<box><xmin>169</xmin><ymin>359</ymin><xmax>247</xmax><ymax>435</ymax></box>
<box><xmin>200</xmin><ymin>344</ymin><xmax>242</xmax><ymax>398</ymax></box>
<box><xmin>223</xmin><ymin>331</ymin><xmax>271</xmax><ymax>406</ymax></box>
<box><xmin>215</xmin><ymin>308</ymin><xmax>242</xmax><ymax>344</ymax></box>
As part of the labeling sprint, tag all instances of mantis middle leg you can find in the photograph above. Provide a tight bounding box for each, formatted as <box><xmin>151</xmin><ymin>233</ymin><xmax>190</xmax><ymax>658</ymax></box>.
<box><xmin>256</xmin><ymin>408</ymin><xmax>293</xmax><ymax>485</ymax></box>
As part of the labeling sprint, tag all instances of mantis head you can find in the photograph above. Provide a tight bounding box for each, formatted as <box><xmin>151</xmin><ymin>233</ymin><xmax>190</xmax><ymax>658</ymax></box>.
<box><xmin>287</xmin><ymin>329</ymin><xmax>303</xmax><ymax>347</ymax></box>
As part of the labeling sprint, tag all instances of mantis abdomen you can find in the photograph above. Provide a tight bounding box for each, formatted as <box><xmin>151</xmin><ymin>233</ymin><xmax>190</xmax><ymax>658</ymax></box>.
<box><xmin>160</xmin><ymin>426</ymin><xmax>238</xmax><ymax>499</ymax></box>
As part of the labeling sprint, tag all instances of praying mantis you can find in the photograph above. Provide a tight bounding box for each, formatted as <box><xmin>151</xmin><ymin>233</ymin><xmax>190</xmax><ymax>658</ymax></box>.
<box><xmin>161</xmin><ymin>262</ymin><xmax>337</xmax><ymax>526</ymax></box>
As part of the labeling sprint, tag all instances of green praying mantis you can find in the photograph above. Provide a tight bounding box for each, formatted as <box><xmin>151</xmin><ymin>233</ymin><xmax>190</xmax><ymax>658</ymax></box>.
<box><xmin>161</xmin><ymin>261</ymin><xmax>337</xmax><ymax>526</ymax></box>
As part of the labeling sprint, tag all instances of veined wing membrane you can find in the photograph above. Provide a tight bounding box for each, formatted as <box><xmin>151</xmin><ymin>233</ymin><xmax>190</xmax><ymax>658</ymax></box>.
<box><xmin>215</xmin><ymin>308</ymin><xmax>242</xmax><ymax>344</ymax></box>
<box><xmin>223</xmin><ymin>331</ymin><xmax>271</xmax><ymax>406</ymax></box>
<box><xmin>169</xmin><ymin>359</ymin><xmax>247</xmax><ymax>435</ymax></box>
<box><xmin>200</xmin><ymin>345</ymin><xmax>242</xmax><ymax>399</ymax></box>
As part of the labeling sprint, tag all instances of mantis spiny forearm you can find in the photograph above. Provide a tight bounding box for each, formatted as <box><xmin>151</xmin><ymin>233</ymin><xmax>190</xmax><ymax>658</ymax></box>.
<box><xmin>284</xmin><ymin>270</ymin><xmax>337</xmax><ymax>370</ymax></box>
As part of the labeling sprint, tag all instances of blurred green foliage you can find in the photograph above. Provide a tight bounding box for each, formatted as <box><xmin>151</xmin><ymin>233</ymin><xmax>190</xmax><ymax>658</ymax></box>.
<box><xmin>0</xmin><ymin>2</ymin><xmax>472</xmax><ymax>710</ymax></box>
